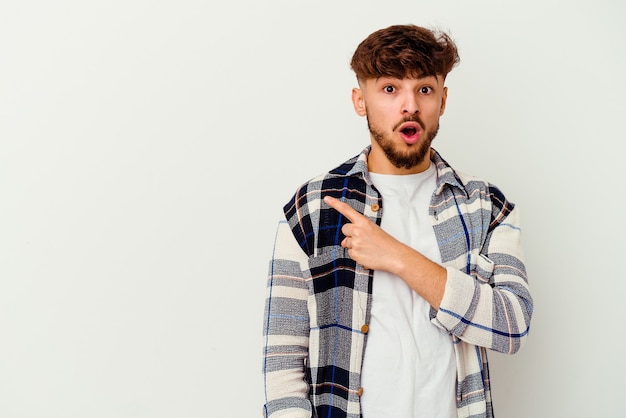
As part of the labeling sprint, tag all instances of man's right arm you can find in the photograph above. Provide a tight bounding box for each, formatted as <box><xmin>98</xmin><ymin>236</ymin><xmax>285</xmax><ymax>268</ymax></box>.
<box><xmin>262</xmin><ymin>218</ymin><xmax>312</xmax><ymax>418</ymax></box>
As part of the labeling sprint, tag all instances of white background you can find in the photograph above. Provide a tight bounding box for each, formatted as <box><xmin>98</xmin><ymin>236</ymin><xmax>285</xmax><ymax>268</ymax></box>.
<box><xmin>1</xmin><ymin>0</ymin><xmax>624</xmax><ymax>417</ymax></box>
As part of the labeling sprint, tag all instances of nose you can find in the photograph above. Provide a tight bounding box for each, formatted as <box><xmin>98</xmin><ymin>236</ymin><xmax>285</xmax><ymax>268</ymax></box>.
<box><xmin>402</xmin><ymin>92</ymin><xmax>419</xmax><ymax>114</ymax></box>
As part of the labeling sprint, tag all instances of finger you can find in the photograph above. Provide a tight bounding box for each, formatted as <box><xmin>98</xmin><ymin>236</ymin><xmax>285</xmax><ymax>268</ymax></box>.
<box><xmin>323</xmin><ymin>196</ymin><xmax>362</xmax><ymax>223</ymax></box>
<box><xmin>341</xmin><ymin>223</ymin><xmax>354</xmax><ymax>237</ymax></box>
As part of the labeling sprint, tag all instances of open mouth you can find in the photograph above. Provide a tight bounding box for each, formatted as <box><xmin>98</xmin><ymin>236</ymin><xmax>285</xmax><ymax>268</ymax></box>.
<box><xmin>401</xmin><ymin>127</ymin><xmax>418</xmax><ymax>136</ymax></box>
<box><xmin>398</xmin><ymin>122</ymin><xmax>421</xmax><ymax>144</ymax></box>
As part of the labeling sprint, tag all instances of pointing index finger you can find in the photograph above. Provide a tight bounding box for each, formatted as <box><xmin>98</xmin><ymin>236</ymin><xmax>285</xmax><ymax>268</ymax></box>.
<box><xmin>323</xmin><ymin>195</ymin><xmax>361</xmax><ymax>223</ymax></box>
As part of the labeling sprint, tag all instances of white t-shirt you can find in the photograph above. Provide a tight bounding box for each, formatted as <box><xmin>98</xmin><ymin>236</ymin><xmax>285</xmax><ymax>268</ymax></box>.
<box><xmin>360</xmin><ymin>163</ymin><xmax>456</xmax><ymax>418</ymax></box>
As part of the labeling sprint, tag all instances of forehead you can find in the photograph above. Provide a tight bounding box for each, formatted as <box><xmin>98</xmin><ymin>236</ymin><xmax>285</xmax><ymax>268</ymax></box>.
<box><xmin>363</xmin><ymin>75</ymin><xmax>442</xmax><ymax>88</ymax></box>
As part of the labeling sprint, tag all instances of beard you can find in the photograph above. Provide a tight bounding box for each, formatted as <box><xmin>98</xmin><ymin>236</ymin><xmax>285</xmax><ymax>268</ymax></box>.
<box><xmin>367</xmin><ymin>114</ymin><xmax>439</xmax><ymax>170</ymax></box>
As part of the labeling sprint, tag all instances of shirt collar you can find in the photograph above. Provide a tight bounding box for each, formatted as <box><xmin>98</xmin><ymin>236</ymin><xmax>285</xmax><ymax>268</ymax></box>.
<box><xmin>430</xmin><ymin>148</ymin><xmax>467</xmax><ymax>196</ymax></box>
<box><xmin>329</xmin><ymin>146</ymin><xmax>467</xmax><ymax>197</ymax></box>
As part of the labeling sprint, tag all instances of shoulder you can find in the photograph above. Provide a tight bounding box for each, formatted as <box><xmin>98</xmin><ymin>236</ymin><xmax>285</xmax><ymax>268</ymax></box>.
<box><xmin>433</xmin><ymin>148</ymin><xmax>517</xmax><ymax>226</ymax></box>
<box><xmin>283</xmin><ymin>151</ymin><xmax>365</xmax><ymax>217</ymax></box>
<box><xmin>454</xmin><ymin>169</ymin><xmax>517</xmax><ymax>232</ymax></box>
<box><xmin>281</xmin><ymin>150</ymin><xmax>370</xmax><ymax>255</ymax></box>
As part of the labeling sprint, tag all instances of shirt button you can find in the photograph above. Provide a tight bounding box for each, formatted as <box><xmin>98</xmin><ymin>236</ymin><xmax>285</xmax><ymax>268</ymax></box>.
<box><xmin>361</xmin><ymin>324</ymin><xmax>369</xmax><ymax>334</ymax></box>
<box><xmin>370</xmin><ymin>203</ymin><xmax>380</xmax><ymax>212</ymax></box>
<box><xmin>357</xmin><ymin>387</ymin><xmax>364</xmax><ymax>397</ymax></box>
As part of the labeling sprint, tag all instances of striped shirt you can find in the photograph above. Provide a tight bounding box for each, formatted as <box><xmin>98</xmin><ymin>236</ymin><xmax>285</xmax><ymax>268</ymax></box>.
<box><xmin>262</xmin><ymin>147</ymin><xmax>533</xmax><ymax>418</ymax></box>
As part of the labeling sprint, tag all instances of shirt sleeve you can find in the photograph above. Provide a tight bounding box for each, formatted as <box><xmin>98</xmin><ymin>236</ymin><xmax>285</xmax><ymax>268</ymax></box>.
<box><xmin>262</xmin><ymin>216</ymin><xmax>312</xmax><ymax>417</ymax></box>
<box><xmin>434</xmin><ymin>205</ymin><xmax>533</xmax><ymax>354</ymax></box>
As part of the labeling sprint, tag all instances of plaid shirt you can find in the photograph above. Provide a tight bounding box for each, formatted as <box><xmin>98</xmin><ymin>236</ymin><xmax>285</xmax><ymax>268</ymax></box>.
<box><xmin>263</xmin><ymin>147</ymin><xmax>532</xmax><ymax>418</ymax></box>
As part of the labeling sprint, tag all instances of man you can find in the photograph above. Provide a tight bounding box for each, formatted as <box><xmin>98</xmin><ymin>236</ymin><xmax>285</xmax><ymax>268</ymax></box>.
<box><xmin>262</xmin><ymin>24</ymin><xmax>532</xmax><ymax>418</ymax></box>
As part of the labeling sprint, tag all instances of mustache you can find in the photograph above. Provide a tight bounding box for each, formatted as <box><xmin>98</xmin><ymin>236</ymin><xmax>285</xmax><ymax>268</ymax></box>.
<box><xmin>393</xmin><ymin>115</ymin><xmax>425</xmax><ymax>131</ymax></box>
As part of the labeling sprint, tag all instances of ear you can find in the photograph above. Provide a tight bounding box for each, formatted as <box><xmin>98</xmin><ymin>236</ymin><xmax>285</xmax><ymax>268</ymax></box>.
<box><xmin>352</xmin><ymin>87</ymin><xmax>367</xmax><ymax>117</ymax></box>
<box><xmin>439</xmin><ymin>86</ymin><xmax>448</xmax><ymax>116</ymax></box>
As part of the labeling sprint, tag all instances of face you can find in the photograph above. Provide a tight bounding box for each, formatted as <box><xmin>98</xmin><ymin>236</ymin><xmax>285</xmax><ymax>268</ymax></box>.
<box><xmin>352</xmin><ymin>76</ymin><xmax>448</xmax><ymax>174</ymax></box>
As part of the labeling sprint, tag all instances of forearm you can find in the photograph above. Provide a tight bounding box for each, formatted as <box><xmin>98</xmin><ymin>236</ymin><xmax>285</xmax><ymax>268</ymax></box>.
<box><xmin>391</xmin><ymin>242</ymin><xmax>447</xmax><ymax>310</ymax></box>
<box><xmin>434</xmin><ymin>207</ymin><xmax>532</xmax><ymax>354</ymax></box>
<box><xmin>436</xmin><ymin>265</ymin><xmax>532</xmax><ymax>353</ymax></box>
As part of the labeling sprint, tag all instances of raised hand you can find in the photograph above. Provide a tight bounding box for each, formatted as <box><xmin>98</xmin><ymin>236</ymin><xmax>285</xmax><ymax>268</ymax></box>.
<box><xmin>323</xmin><ymin>195</ymin><xmax>446</xmax><ymax>309</ymax></box>
<box><xmin>323</xmin><ymin>195</ymin><xmax>404</xmax><ymax>273</ymax></box>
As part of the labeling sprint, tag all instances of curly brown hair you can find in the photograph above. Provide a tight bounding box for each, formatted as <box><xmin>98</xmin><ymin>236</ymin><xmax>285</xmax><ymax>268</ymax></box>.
<box><xmin>350</xmin><ymin>24</ymin><xmax>460</xmax><ymax>81</ymax></box>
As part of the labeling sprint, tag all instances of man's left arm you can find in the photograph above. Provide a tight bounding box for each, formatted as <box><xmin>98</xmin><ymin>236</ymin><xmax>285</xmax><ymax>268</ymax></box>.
<box><xmin>323</xmin><ymin>195</ymin><xmax>533</xmax><ymax>354</ymax></box>
<box><xmin>434</xmin><ymin>204</ymin><xmax>532</xmax><ymax>354</ymax></box>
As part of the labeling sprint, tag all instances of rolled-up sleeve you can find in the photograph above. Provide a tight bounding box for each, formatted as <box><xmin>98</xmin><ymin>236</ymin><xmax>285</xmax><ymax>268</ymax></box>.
<box><xmin>435</xmin><ymin>205</ymin><xmax>533</xmax><ymax>354</ymax></box>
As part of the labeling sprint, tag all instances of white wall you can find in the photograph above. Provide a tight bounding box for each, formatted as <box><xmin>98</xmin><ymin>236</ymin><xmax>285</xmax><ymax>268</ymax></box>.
<box><xmin>1</xmin><ymin>0</ymin><xmax>624</xmax><ymax>416</ymax></box>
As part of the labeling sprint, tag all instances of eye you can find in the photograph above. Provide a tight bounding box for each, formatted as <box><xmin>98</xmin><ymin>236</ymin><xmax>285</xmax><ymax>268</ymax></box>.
<box><xmin>383</xmin><ymin>85</ymin><xmax>395</xmax><ymax>93</ymax></box>
<box><xmin>420</xmin><ymin>86</ymin><xmax>433</xmax><ymax>94</ymax></box>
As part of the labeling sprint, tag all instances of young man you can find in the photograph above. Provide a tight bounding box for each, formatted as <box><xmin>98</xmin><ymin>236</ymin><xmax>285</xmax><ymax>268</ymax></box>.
<box><xmin>262</xmin><ymin>24</ymin><xmax>532</xmax><ymax>418</ymax></box>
